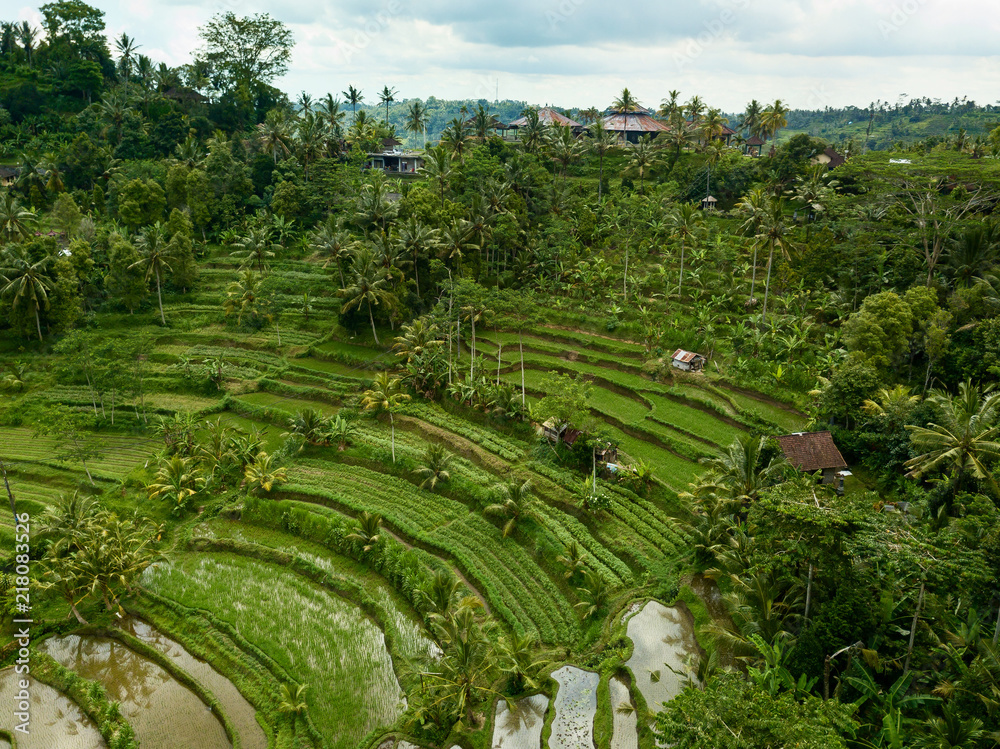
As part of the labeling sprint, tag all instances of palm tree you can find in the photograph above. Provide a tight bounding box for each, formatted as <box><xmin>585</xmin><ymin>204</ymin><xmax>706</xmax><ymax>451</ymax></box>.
<box><xmin>611</xmin><ymin>87</ymin><xmax>640</xmax><ymax>113</ymax></box>
<box><xmin>575</xmin><ymin>569</ymin><xmax>613</xmax><ymax>619</ymax></box>
<box><xmin>497</xmin><ymin>632</ymin><xmax>550</xmax><ymax>693</ymax></box>
<box><xmin>17</xmin><ymin>22</ymin><xmax>36</xmax><ymax>68</ymax></box>
<box><xmin>738</xmin><ymin>99</ymin><xmax>764</xmax><ymax>141</ymax></box>
<box><xmin>485</xmin><ymin>478</ymin><xmax>535</xmax><ymax>538</ymax></box>
<box><xmin>556</xmin><ymin>539</ymin><xmax>588</xmax><ymax>582</ymax></box>
<box><xmin>0</xmin><ymin>192</ymin><xmax>37</xmax><ymax>244</ymax></box>
<box><xmin>297</xmin><ymin>91</ymin><xmax>313</xmax><ymax>112</ymax></box>
<box><xmin>360</xmin><ymin>373</ymin><xmax>411</xmax><ymax>462</ymax></box>
<box><xmin>419</xmin><ymin>146</ymin><xmax>452</xmax><ymax>207</ymax></box>
<box><xmin>405</xmin><ymin>100</ymin><xmax>428</xmax><ymax>149</ymax></box>
<box><xmin>699</xmin><ymin>107</ymin><xmax>728</xmax><ymax>147</ymax></box>
<box><xmin>439</xmin><ymin>219</ymin><xmax>480</xmax><ymax>269</ymax></box>
<box><xmin>0</xmin><ymin>244</ymin><xmax>53</xmax><ymax>341</ymax></box>
<box><xmin>905</xmin><ymin>379</ymin><xmax>1000</xmax><ymax>497</ymax></box>
<box><xmin>398</xmin><ymin>217</ymin><xmax>439</xmax><ymax>296</ymax></box>
<box><xmin>277</xmin><ymin>682</ymin><xmax>308</xmax><ymax>718</ymax></box>
<box><xmin>309</xmin><ymin>218</ymin><xmax>353</xmax><ymax>287</ymax></box>
<box><xmin>244</xmin><ymin>451</ymin><xmax>287</xmax><ymax>494</ymax></box>
<box><xmin>550</xmin><ymin>125</ymin><xmax>582</xmax><ymax>183</ymax></box>
<box><xmin>223</xmin><ymin>269</ymin><xmax>264</xmax><ymax>326</ymax></box>
<box><xmin>284</xmin><ymin>408</ymin><xmax>332</xmax><ymax>445</ymax></box>
<box><xmin>328</xmin><ymin>415</ymin><xmax>357</xmax><ymax>451</ymax></box>
<box><xmin>130</xmin><ymin>223</ymin><xmax>173</xmax><ymax>325</ymax></box>
<box><xmin>736</xmin><ymin>187</ymin><xmax>769</xmax><ymax>306</ymax></box>
<box><xmin>690</xmin><ymin>433</ymin><xmax>789</xmax><ymax>505</ymax></box>
<box><xmin>294</xmin><ymin>111</ymin><xmax>327</xmax><ymax>181</ymax></box>
<box><xmin>788</xmin><ymin>164</ymin><xmax>839</xmax><ymax>240</ymax></box>
<box><xmin>318</xmin><ymin>94</ymin><xmax>346</xmax><ymax>139</ymax></box>
<box><xmin>230</xmin><ymin>227</ymin><xmax>277</xmax><ymax>274</ymax></box>
<box><xmin>413</xmin><ymin>443</ymin><xmax>453</xmax><ymax>491</ymax></box>
<box><xmin>628</xmin><ymin>134</ymin><xmax>662</xmax><ymax>194</ymax></box>
<box><xmin>658</xmin><ymin>90</ymin><xmax>682</xmax><ymax>120</ymax></box>
<box><xmin>378</xmin><ymin>85</ymin><xmax>398</xmax><ymax>125</ymax></box>
<box><xmin>147</xmin><ymin>455</ymin><xmax>204</xmax><ymax>514</ymax></box>
<box><xmin>668</xmin><ymin>202</ymin><xmax>704</xmax><ymax>296</ymax></box>
<box><xmin>947</xmin><ymin>223</ymin><xmax>999</xmax><ymax>288</ymax></box>
<box><xmin>754</xmin><ymin>198</ymin><xmax>795</xmax><ymax>325</ymax></box>
<box><xmin>471</xmin><ymin>104</ymin><xmax>493</xmax><ymax>141</ymax></box>
<box><xmin>440</xmin><ymin>118</ymin><xmax>471</xmax><ymax>161</ymax></box>
<box><xmin>338</xmin><ymin>245</ymin><xmax>397</xmax><ymax>344</ymax></box>
<box><xmin>588</xmin><ymin>118</ymin><xmax>618</xmax><ymax>203</ymax></box>
<box><xmin>761</xmin><ymin>99</ymin><xmax>790</xmax><ymax>154</ymax></box>
<box><xmin>342</xmin><ymin>85</ymin><xmax>363</xmax><ymax>122</ymax></box>
<box><xmin>517</xmin><ymin>108</ymin><xmax>549</xmax><ymax>155</ymax></box>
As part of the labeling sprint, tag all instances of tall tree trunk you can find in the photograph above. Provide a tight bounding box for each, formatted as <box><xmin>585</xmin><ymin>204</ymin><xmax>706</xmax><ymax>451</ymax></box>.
<box><xmin>903</xmin><ymin>580</ymin><xmax>926</xmax><ymax>675</ymax></box>
<box><xmin>804</xmin><ymin>564</ymin><xmax>814</xmax><ymax>626</ymax></box>
<box><xmin>496</xmin><ymin>339</ymin><xmax>502</xmax><ymax>385</ymax></box>
<box><xmin>519</xmin><ymin>333</ymin><xmax>525</xmax><ymax>407</ymax></box>
<box><xmin>749</xmin><ymin>244</ymin><xmax>758</xmax><ymax>305</ymax></box>
<box><xmin>413</xmin><ymin>250</ymin><xmax>421</xmax><ymax>297</ymax></box>
<box><xmin>761</xmin><ymin>243</ymin><xmax>775</xmax><ymax>326</ymax></box>
<box><xmin>678</xmin><ymin>237</ymin><xmax>686</xmax><ymax>296</ymax></box>
<box><xmin>1</xmin><ymin>460</ymin><xmax>16</xmax><ymax>518</ymax></box>
<box><xmin>368</xmin><ymin>299</ymin><xmax>379</xmax><ymax>344</ymax></box>
<box><xmin>390</xmin><ymin>411</ymin><xmax>395</xmax><ymax>463</ymax></box>
<box><xmin>155</xmin><ymin>265</ymin><xmax>165</xmax><ymax>325</ymax></box>
<box><xmin>34</xmin><ymin>303</ymin><xmax>43</xmax><ymax>341</ymax></box>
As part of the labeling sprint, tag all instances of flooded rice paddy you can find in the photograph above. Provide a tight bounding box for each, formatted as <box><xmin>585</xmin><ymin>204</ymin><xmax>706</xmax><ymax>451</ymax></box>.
<box><xmin>609</xmin><ymin>677</ymin><xmax>639</xmax><ymax>749</ymax></box>
<box><xmin>624</xmin><ymin>600</ymin><xmax>701</xmax><ymax>711</ymax></box>
<box><xmin>549</xmin><ymin>666</ymin><xmax>599</xmax><ymax>749</ymax></box>
<box><xmin>491</xmin><ymin>693</ymin><xmax>549</xmax><ymax>749</ymax></box>
<box><xmin>38</xmin><ymin>634</ymin><xmax>231</xmax><ymax>749</ymax></box>
<box><xmin>0</xmin><ymin>668</ymin><xmax>105</xmax><ymax>749</ymax></box>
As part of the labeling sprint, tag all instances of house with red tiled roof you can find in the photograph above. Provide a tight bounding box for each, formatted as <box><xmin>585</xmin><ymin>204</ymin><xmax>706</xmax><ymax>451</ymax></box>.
<box><xmin>776</xmin><ymin>431</ymin><xmax>849</xmax><ymax>486</ymax></box>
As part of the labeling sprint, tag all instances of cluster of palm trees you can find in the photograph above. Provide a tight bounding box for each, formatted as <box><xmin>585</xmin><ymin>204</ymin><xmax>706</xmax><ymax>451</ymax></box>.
<box><xmin>147</xmin><ymin>414</ymin><xmax>287</xmax><ymax>514</ymax></box>
<box><xmin>39</xmin><ymin>493</ymin><xmax>160</xmax><ymax>623</ymax></box>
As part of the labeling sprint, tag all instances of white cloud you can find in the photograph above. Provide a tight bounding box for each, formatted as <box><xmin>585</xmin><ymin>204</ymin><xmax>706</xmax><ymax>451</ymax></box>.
<box><xmin>11</xmin><ymin>0</ymin><xmax>1000</xmax><ymax>112</ymax></box>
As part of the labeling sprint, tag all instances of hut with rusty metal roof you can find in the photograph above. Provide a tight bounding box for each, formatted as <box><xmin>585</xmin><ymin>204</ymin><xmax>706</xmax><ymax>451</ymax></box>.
<box><xmin>671</xmin><ymin>349</ymin><xmax>706</xmax><ymax>372</ymax></box>
<box><xmin>777</xmin><ymin>431</ymin><xmax>848</xmax><ymax>484</ymax></box>
<box><xmin>602</xmin><ymin>108</ymin><xmax>669</xmax><ymax>144</ymax></box>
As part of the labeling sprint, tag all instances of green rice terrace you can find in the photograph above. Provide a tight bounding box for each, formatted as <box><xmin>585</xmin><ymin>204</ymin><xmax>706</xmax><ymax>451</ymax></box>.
<box><xmin>2</xmin><ymin>11</ymin><xmax>1000</xmax><ymax>745</ymax></box>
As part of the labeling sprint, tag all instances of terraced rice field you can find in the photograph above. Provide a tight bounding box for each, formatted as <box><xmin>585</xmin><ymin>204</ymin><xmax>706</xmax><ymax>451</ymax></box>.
<box><xmin>0</xmin><ymin>427</ymin><xmax>153</xmax><ymax>478</ymax></box>
<box><xmin>234</xmin><ymin>391</ymin><xmax>340</xmax><ymax>417</ymax></box>
<box><xmin>0</xmin><ymin>668</ymin><xmax>104</xmax><ymax>749</ymax></box>
<box><xmin>144</xmin><ymin>552</ymin><xmax>406</xmax><ymax>749</ymax></box>
<box><xmin>283</xmin><ymin>460</ymin><xmax>580</xmax><ymax>644</ymax></box>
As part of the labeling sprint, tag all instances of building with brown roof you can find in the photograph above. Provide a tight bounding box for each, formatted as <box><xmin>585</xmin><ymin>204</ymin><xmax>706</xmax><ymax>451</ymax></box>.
<box><xmin>602</xmin><ymin>109</ymin><xmax>669</xmax><ymax>144</ymax></box>
<box><xmin>776</xmin><ymin>431</ymin><xmax>848</xmax><ymax>485</ymax></box>
<box><xmin>507</xmin><ymin>107</ymin><xmax>584</xmax><ymax>139</ymax></box>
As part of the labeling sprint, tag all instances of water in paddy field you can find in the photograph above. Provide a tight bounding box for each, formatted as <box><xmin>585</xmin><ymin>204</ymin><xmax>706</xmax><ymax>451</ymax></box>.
<box><xmin>0</xmin><ymin>667</ymin><xmax>104</xmax><ymax>748</ymax></box>
<box><xmin>549</xmin><ymin>666</ymin><xmax>599</xmax><ymax>749</ymax></box>
<box><xmin>491</xmin><ymin>693</ymin><xmax>549</xmax><ymax>749</ymax></box>
<box><xmin>609</xmin><ymin>677</ymin><xmax>639</xmax><ymax>749</ymax></box>
<box><xmin>119</xmin><ymin>617</ymin><xmax>267</xmax><ymax>749</ymax></box>
<box><xmin>38</xmin><ymin>635</ymin><xmax>231</xmax><ymax>749</ymax></box>
<box><xmin>624</xmin><ymin>601</ymin><xmax>701</xmax><ymax>712</ymax></box>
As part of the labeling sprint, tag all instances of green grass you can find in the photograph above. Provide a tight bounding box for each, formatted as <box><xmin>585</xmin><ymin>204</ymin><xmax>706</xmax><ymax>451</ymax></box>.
<box><xmin>235</xmin><ymin>392</ymin><xmax>340</xmax><ymax>417</ymax></box>
<box><xmin>289</xmin><ymin>357</ymin><xmax>378</xmax><ymax>379</ymax></box>
<box><xmin>144</xmin><ymin>552</ymin><xmax>407</xmax><ymax>749</ymax></box>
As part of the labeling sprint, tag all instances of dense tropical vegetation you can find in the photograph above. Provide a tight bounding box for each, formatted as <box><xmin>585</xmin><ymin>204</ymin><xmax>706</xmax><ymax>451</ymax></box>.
<box><xmin>2</xmin><ymin>3</ymin><xmax>1000</xmax><ymax>748</ymax></box>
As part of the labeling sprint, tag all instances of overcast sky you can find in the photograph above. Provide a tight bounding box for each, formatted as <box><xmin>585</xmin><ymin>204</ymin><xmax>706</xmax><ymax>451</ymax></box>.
<box><xmin>14</xmin><ymin>0</ymin><xmax>1000</xmax><ymax>113</ymax></box>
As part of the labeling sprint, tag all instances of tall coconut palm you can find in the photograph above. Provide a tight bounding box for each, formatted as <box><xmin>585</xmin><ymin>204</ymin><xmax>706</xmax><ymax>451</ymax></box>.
<box><xmin>738</xmin><ymin>99</ymin><xmax>764</xmax><ymax>141</ymax></box>
<box><xmin>360</xmin><ymin>373</ymin><xmax>411</xmax><ymax>462</ymax></box>
<box><xmin>611</xmin><ymin>87</ymin><xmax>640</xmax><ymax>113</ymax></box>
<box><xmin>588</xmin><ymin>118</ymin><xmax>618</xmax><ymax>203</ymax></box>
<box><xmin>550</xmin><ymin>125</ymin><xmax>582</xmax><ymax>183</ymax></box>
<box><xmin>339</xmin><ymin>246</ymin><xmax>397</xmax><ymax>344</ymax></box>
<box><xmin>398</xmin><ymin>216</ymin><xmax>439</xmax><ymax>296</ymax></box>
<box><xmin>294</xmin><ymin>110</ymin><xmax>326</xmax><ymax>181</ymax></box>
<box><xmin>378</xmin><ymin>84</ymin><xmax>397</xmax><ymax>125</ymax></box>
<box><xmin>114</xmin><ymin>33</ymin><xmax>141</xmax><ymax>84</ymax></box>
<box><xmin>658</xmin><ymin>90</ymin><xmax>682</xmax><ymax>120</ymax></box>
<box><xmin>668</xmin><ymin>202</ymin><xmax>704</xmax><ymax>296</ymax></box>
<box><xmin>0</xmin><ymin>192</ymin><xmax>37</xmax><ymax>244</ymax></box>
<box><xmin>257</xmin><ymin>110</ymin><xmax>292</xmax><ymax>164</ymax></box>
<box><xmin>628</xmin><ymin>134</ymin><xmax>662</xmax><ymax>194</ymax></box>
<box><xmin>905</xmin><ymin>379</ymin><xmax>1000</xmax><ymax>497</ymax></box>
<box><xmin>342</xmin><ymin>85</ymin><xmax>363</xmax><ymax>122</ymax></box>
<box><xmin>17</xmin><ymin>22</ymin><xmax>36</xmax><ymax>68</ymax></box>
<box><xmin>440</xmin><ymin>118</ymin><xmax>471</xmax><ymax>161</ymax></box>
<box><xmin>223</xmin><ymin>268</ymin><xmax>264</xmax><ymax>326</ymax></box>
<box><xmin>518</xmin><ymin>108</ymin><xmax>549</xmax><ymax>155</ymax></box>
<box><xmin>761</xmin><ymin>99</ymin><xmax>790</xmax><ymax>153</ymax></box>
<box><xmin>419</xmin><ymin>146</ymin><xmax>452</xmax><ymax>207</ymax></box>
<box><xmin>471</xmin><ymin>104</ymin><xmax>493</xmax><ymax>142</ymax></box>
<box><xmin>130</xmin><ymin>223</ymin><xmax>173</xmax><ymax>325</ymax></box>
<box><xmin>405</xmin><ymin>100</ymin><xmax>428</xmax><ymax>149</ymax></box>
<box><xmin>754</xmin><ymin>197</ymin><xmax>795</xmax><ymax>325</ymax></box>
<box><xmin>736</xmin><ymin>187</ymin><xmax>769</xmax><ymax>306</ymax></box>
<box><xmin>485</xmin><ymin>478</ymin><xmax>535</xmax><ymax>538</ymax></box>
<box><xmin>318</xmin><ymin>94</ymin><xmax>346</xmax><ymax>139</ymax></box>
<box><xmin>700</xmin><ymin>107</ymin><xmax>728</xmax><ymax>147</ymax></box>
<box><xmin>0</xmin><ymin>244</ymin><xmax>53</xmax><ymax>341</ymax></box>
